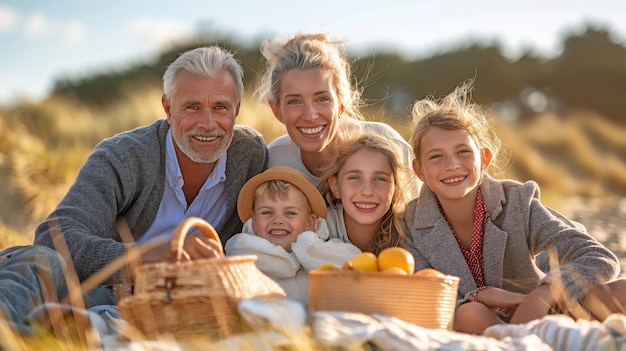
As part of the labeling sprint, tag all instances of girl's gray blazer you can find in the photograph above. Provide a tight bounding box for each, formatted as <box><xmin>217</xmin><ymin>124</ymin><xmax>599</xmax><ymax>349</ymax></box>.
<box><xmin>402</xmin><ymin>175</ymin><xmax>619</xmax><ymax>310</ymax></box>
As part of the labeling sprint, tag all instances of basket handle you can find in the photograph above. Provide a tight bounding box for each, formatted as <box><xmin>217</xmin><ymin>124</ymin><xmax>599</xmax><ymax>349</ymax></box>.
<box><xmin>169</xmin><ymin>217</ymin><xmax>225</xmax><ymax>263</ymax></box>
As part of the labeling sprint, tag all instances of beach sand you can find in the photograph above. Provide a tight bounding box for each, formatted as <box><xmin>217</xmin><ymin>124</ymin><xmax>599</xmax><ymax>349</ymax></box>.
<box><xmin>561</xmin><ymin>196</ymin><xmax>626</xmax><ymax>276</ymax></box>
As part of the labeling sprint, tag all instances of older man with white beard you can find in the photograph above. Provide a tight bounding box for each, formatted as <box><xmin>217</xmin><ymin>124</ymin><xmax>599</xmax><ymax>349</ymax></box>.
<box><xmin>0</xmin><ymin>45</ymin><xmax>267</xmax><ymax>335</ymax></box>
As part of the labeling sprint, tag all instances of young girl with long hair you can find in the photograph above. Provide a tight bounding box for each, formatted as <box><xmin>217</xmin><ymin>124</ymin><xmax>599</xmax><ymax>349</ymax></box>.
<box><xmin>318</xmin><ymin>133</ymin><xmax>410</xmax><ymax>255</ymax></box>
<box><xmin>403</xmin><ymin>80</ymin><xmax>626</xmax><ymax>334</ymax></box>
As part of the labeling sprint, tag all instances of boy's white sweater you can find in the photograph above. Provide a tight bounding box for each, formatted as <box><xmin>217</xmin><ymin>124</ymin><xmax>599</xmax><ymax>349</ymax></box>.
<box><xmin>224</xmin><ymin>218</ymin><xmax>361</xmax><ymax>305</ymax></box>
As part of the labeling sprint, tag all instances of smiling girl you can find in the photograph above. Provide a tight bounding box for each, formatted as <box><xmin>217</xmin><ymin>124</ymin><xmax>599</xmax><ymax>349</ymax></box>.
<box><xmin>317</xmin><ymin>133</ymin><xmax>410</xmax><ymax>255</ymax></box>
<box><xmin>402</xmin><ymin>80</ymin><xmax>626</xmax><ymax>334</ymax></box>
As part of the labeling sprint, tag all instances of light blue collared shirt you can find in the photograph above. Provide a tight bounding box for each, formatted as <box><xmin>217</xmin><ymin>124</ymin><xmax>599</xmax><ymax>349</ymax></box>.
<box><xmin>138</xmin><ymin>130</ymin><xmax>227</xmax><ymax>244</ymax></box>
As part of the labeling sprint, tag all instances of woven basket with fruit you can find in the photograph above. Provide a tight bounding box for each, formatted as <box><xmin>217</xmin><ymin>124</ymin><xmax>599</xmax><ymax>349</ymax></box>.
<box><xmin>309</xmin><ymin>247</ymin><xmax>459</xmax><ymax>330</ymax></box>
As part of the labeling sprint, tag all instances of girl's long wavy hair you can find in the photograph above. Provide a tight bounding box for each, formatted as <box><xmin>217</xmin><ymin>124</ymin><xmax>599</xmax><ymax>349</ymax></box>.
<box><xmin>318</xmin><ymin>133</ymin><xmax>410</xmax><ymax>254</ymax></box>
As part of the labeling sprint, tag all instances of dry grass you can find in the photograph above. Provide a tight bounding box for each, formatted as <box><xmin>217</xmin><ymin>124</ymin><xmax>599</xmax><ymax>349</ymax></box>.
<box><xmin>236</xmin><ymin>95</ymin><xmax>285</xmax><ymax>144</ymax></box>
<box><xmin>495</xmin><ymin>112</ymin><xmax>626</xmax><ymax>207</ymax></box>
<box><xmin>9</xmin><ymin>127</ymin><xmax>87</xmax><ymax>221</ymax></box>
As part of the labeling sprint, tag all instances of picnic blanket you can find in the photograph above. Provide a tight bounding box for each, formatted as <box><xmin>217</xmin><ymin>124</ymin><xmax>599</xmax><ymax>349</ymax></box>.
<box><xmin>93</xmin><ymin>298</ymin><xmax>626</xmax><ymax>350</ymax></box>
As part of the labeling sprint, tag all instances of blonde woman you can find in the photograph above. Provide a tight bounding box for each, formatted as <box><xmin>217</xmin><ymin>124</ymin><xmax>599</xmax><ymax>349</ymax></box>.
<box><xmin>257</xmin><ymin>32</ymin><xmax>419</xmax><ymax>198</ymax></box>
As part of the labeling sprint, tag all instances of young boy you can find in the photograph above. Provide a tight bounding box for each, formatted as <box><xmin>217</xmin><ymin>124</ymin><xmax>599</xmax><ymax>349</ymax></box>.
<box><xmin>225</xmin><ymin>166</ymin><xmax>360</xmax><ymax>305</ymax></box>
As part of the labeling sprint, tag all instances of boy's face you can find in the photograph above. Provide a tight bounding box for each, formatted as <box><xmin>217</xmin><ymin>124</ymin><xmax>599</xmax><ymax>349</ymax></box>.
<box><xmin>251</xmin><ymin>185</ymin><xmax>317</xmax><ymax>252</ymax></box>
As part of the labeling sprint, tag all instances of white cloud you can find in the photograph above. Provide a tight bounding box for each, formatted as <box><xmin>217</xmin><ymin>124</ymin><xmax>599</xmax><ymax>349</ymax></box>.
<box><xmin>0</xmin><ymin>4</ymin><xmax>19</xmax><ymax>33</ymax></box>
<box><xmin>128</xmin><ymin>18</ymin><xmax>195</xmax><ymax>51</ymax></box>
<box><xmin>21</xmin><ymin>11</ymin><xmax>85</xmax><ymax>44</ymax></box>
<box><xmin>64</xmin><ymin>20</ymin><xmax>86</xmax><ymax>44</ymax></box>
<box><xmin>24</xmin><ymin>11</ymin><xmax>47</xmax><ymax>37</ymax></box>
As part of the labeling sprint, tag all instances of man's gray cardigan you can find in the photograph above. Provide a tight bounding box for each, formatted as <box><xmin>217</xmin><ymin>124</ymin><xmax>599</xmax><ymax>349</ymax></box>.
<box><xmin>33</xmin><ymin>119</ymin><xmax>267</xmax><ymax>284</ymax></box>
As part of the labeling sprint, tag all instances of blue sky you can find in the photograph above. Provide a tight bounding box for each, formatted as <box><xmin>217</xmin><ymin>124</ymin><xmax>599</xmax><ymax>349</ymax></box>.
<box><xmin>1</xmin><ymin>0</ymin><xmax>625</xmax><ymax>104</ymax></box>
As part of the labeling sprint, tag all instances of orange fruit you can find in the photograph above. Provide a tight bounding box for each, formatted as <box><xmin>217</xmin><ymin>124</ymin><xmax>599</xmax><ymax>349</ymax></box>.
<box><xmin>414</xmin><ymin>268</ymin><xmax>445</xmax><ymax>278</ymax></box>
<box><xmin>382</xmin><ymin>267</ymin><xmax>408</xmax><ymax>275</ymax></box>
<box><xmin>351</xmin><ymin>252</ymin><xmax>378</xmax><ymax>272</ymax></box>
<box><xmin>342</xmin><ymin>260</ymin><xmax>355</xmax><ymax>270</ymax></box>
<box><xmin>377</xmin><ymin>247</ymin><xmax>415</xmax><ymax>274</ymax></box>
<box><xmin>316</xmin><ymin>263</ymin><xmax>341</xmax><ymax>272</ymax></box>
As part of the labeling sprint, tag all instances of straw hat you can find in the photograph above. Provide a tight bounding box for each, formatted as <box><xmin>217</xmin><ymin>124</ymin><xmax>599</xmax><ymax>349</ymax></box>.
<box><xmin>237</xmin><ymin>166</ymin><xmax>327</xmax><ymax>222</ymax></box>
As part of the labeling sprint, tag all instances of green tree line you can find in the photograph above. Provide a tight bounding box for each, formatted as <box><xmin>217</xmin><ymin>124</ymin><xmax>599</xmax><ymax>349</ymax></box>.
<box><xmin>50</xmin><ymin>25</ymin><xmax>626</xmax><ymax>124</ymax></box>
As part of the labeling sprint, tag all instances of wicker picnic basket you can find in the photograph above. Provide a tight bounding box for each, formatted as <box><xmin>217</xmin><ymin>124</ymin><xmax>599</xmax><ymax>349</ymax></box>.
<box><xmin>309</xmin><ymin>270</ymin><xmax>460</xmax><ymax>330</ymax></box>
<box><xmin>118</xmin><ymin>217</ymin><xmax>286</xmax><ymax>340</ymax></box>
